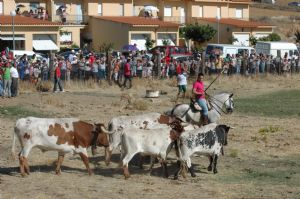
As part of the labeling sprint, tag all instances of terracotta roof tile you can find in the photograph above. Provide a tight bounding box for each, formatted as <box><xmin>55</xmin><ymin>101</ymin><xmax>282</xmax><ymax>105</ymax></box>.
<box><xmin>0</xmin><ymin>15</ymin><xmax>61</xmax><ymax>26</ymax></box>
<box><xmin>92</xmin><ymin>16</ymin><xmax>179</xmax><ymax>28</ymax></box>
<box><xmin>198</xmin><ymin>18</ymin><xmax>274</xmax><ymax>28</ymax></box>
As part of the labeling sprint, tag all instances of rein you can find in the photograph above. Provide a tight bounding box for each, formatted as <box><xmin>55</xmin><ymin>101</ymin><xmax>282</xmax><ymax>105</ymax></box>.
<box><xmin>207</xmin><ymin>93</ymin><xmax>232</xmax><ymax>115</ymax></box>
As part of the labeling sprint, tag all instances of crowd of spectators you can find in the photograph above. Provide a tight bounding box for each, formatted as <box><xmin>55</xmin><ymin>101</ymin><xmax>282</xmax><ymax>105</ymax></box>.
<box><xmin>1</xmin><ymin>45</ymin><xmax>300</xmax><ymax>98</ymax></box>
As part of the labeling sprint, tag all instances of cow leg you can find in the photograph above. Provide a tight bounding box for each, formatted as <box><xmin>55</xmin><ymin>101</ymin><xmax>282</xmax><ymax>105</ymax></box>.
<box><xmin>18</xmin><ymin>154</ymin><xmax>26</xmax><ymax>177</ymax></box>
<box><xmin>122</xmin><ymin>152</ymin><xmax>137</xmax><ymax>179</ymax></box>
<box><xmin>79</xmin><ymin>152</ymin><xmax>92</xmax><ymax>176</ymax></box>
<box><xmin>105</xmin><ymin>148</ymin><xmax>112</xmax><ymax>166</ymax></box>
<box><xmin>213</xmin><ymin>154</ymin><xmax>218</xmax><ymax>174</ymax></box>
<box><xmin>173</xmin><ymin>160</ymin><xmax>182</xmax><ymax>180</ymax></box>
<box><xmin>55</xmin><ymin>153</ymin><xmax>65</xmax><ymax>175</ymax></box>
<box><xmin>161</xmin><ymin>161</ymin><xmax>169</xmax><ymax>178</ymax></box>
<box><xmin>139</xmin><ymin>155</ymin><xmax>145</xmax><ymax>169</ymax></box>
<box><xmin>19</xmin><ymin>145</ymin><xmax>33</xmax><ymax>176</ymax></box>
<box><xmin>207</xmin><ymin>155</ymin><xmax>213</xmax><ymax>172</ymax></box>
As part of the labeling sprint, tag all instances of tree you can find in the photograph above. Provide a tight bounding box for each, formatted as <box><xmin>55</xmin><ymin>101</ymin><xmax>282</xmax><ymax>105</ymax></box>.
<box><xmin>249</xmin><ymin>35</ymin><xmax>258</xmax><ymax>46</ymax></box>
<box><xmin>145</xmin><ymin>36</ymin><xmax>155</xmax><ymax>51</ymax></box>
<box><xmin>162</xmin><ymin>39</ymin><xmax>171</xmax><ymax>46</ymax></box>
<box><xmin>228</xmin><ymin>36</ymin><xmax>238</xmax><ymax>44</ymax></box>
<box><xmin>98</xmin><ymin>42</ymin><xmax>114</xmax><ymax>85</ymax></box>
<box><xmin>294</xmin><ymin>30</ymin><xmax>300</xmax><ymax>43</ymax></box>
<box><xmin>180</xmin><ymin>23</ymin><xmax>217</xmax><ymax>46</ymax></box>
<box><xmin>259</xmin><ymin>33</ymin><xmax>281</xmax><ymax>42</ymax></box>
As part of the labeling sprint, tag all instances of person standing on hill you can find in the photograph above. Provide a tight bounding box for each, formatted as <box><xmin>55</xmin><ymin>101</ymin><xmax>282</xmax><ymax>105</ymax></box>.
<box><xmin>10</xmin><ymin>62</ymin><xmax>19</xmax><ymax>97</ymax></box>
<box><xmin>176</xmin><ymin>70</ymin><xmax>187</xmax><ymax>103</ymax></box>
<box><xmin>122</xmin><ymin>58</ymin><xmax>132</xmax><ymax>89</ymax></box>
<box><xmin>3</xmin><ymin>61</ymin><xmax>12</xmax><ymax>98</ymax></box>
<box><xmin>53</xmin><ymin>60</ymin><xmax>63</xmax><ymax>93</ymax></box>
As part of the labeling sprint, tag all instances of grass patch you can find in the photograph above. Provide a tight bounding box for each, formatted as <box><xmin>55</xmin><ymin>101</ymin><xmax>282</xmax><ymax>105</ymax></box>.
<box><xmin>0</xmin><ymin>106</ymin><xmax>49</xmax><ymax>119</ymax></box>
<box><xmin>218</xmin><ymin>156</ymin><xmax>300</xmax><ymax>187</ymax></box>
<box><xmin>236</xmin><ymin>89</ymin><xmax>300</xmax><ymax>118</ymax></box>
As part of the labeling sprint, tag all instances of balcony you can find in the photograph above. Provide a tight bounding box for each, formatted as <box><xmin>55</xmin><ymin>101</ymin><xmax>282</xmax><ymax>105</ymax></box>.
<box><xmin>163</xmin><ymin>16</ymin><xmax>186</xmax><ymax>25</ymax></box>
<box><xmin>52</xmin><ymin>14</ymin><xmax>89</xmax><ymax>25</ymax></box>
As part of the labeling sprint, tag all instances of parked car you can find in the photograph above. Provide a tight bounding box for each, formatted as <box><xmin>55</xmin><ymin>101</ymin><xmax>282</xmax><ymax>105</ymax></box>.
<box><xmin>288</xmin><ymin>2</ymin><xmax>300</xmax><ymax>7</ymax></box>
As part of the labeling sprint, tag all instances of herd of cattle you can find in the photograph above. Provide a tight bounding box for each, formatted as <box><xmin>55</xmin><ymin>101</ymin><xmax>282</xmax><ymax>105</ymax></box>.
<box><xmin>12</xmin><ymin>112</ymin><xmax>232</xmax><ymax>179</ymax></box>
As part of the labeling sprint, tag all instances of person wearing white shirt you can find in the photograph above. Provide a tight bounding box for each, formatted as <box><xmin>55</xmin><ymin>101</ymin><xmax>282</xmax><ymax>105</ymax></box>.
<box><xmin>10</xmin><ymin>64</ymin><xmax>19</xmax><ymax>97</ymax></box>
<box><xmin>176</xmin><ymin>71</ymin><xmax>187</xmax><ymax>103</ymax></box>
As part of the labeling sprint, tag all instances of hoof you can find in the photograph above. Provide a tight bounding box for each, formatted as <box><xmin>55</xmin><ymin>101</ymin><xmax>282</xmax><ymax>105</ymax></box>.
<box><xmin>124</xmin><ymin>174</ymin><xmax>130</xmax><ymax>179</ymax></box>
<box><xmin>21</xmin><ymin>173</ymin><xmax>27</xmax><ymax>178</ymax></box>
<box><xmin>173</xmin><ymin>175</ymin><xmax>179</xmax><ymax>180</ymax></box>
<box><xmin>191</xmin><ymin>173</ymin><xmax>196</xmax><ymax>178</ymax></box>
<box><xmin>105</xmin><ymin>161</ymin><xmax>110</xmax><ymax>166</ymax></box>
<box><xmin>213</xmin><ymin>169</ymin><xmax>218</xmax><ymax>174</ymax></box>
<box><xmin>207</xmin><ymin>166</ymin><xmax>212</xmax><ymax>172</ymax></box>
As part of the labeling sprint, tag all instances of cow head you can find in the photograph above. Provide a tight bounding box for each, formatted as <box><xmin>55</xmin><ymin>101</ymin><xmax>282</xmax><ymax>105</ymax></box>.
<box><xmin>169</xmin><ymin>120</ymin><xmax>185</xmax><ymax>141</ymax></box>
<box><xmin>216</xmin><ymin>125</ymin><xmax>232</xmax><ymax>145</ymax></box>
<box><xmin>93</xmin><ymin>123</ymin><xmax>109</xmax><ymax>147</ymax></box>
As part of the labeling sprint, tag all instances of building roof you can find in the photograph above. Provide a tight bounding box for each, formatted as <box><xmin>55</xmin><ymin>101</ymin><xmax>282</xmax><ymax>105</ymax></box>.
<box><xmin>0</xmin><ymin>15</ymin><xmax>61</xmax><ymax>26</ymax></box>
<box><xmin>92</xmin><ymin>16</ymin><xmax>179</xmax><ymax>28</ymax></box>
<box><xmin>198</xmin><ymin>18</ymin><xmax>274</xmax><ymax>28</ymax></box>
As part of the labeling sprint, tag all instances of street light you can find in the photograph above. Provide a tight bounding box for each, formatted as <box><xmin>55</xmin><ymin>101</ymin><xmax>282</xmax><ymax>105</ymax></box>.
<box><xmin>216</xmin><ymin>15</ymin><xmax>220</xmax><ymax>44</ymax></box>
<box><xmin>10</xmin><ymin>10</ymin><xmax>16</xmax><ymax>51</ymax></box>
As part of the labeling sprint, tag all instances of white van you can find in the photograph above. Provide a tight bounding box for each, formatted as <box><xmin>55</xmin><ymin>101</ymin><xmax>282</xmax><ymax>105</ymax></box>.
<box><xmin>11</xmin><ymin>50</ymin><xmax>45</xmax><ymax>60</ymax></box>
<box><xmin>255</xmin><ymin>41</ymin><xmax>299</xmax><ymax>58</ymax></box>
<box><xmin>205</xmin><ymin>44</ymin><xmax>255</xmax><ymax>59</ymax></box>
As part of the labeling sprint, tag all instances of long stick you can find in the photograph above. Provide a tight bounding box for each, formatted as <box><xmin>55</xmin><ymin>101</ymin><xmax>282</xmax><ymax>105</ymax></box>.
<box><xmin>205</xmin><ymin>69</ymin><xmax>225</xmax><ymax>92</ymax></box>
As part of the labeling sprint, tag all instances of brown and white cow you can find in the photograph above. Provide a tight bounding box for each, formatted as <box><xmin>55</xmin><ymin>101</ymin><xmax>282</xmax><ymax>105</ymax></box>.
<box><xmin>12</xmin><ymin>117</ymin><xmax>109</xmax><ymax>177</ymax></box>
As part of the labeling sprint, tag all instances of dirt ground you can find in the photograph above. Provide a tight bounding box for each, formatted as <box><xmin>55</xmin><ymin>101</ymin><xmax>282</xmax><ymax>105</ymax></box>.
<box><xmin>0</xmin><ymin>76</ymin><xmax>300</xmax><ymax>199</ymax></box>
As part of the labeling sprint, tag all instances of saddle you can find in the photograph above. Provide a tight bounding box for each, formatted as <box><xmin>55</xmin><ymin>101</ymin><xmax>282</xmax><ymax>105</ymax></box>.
<box><xmin>190</xmin><ymin>98</ymin><xmax>212</xmax><ymax>112</ymax></box>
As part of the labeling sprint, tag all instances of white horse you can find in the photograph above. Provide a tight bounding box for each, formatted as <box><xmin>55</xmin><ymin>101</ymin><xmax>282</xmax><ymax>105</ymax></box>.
<box><xmin>166</xmin><ymin>92</ymin><xmax>234</xmax><ymax>125</ymax></box>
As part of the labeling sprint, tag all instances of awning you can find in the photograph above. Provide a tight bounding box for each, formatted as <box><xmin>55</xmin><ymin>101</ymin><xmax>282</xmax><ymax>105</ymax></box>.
<box><xmin>32</xmin><ymin>39</ymin><xmax>59</xmax><ymax>51</ymax></box>
<box><xmin>0</xmin><ymin>36</ymin><xmax>25</xmax><ymax>41</ymax></box>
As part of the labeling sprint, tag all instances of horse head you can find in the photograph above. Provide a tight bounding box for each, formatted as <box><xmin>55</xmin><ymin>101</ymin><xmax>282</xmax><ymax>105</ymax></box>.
<box><xmin>224</xmin><ymin>93</ymin><xmax>234</xmax><ymax>114</ymax></box>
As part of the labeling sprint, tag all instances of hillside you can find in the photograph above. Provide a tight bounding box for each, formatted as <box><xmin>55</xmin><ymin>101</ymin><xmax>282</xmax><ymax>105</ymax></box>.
<box><xmin>250</xmin><ymin>2</ymin><xmax>300</xmax><ymax>42</ymax></box>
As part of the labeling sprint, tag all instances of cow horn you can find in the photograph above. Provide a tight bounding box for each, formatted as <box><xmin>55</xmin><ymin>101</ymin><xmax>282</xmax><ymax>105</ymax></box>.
<box><xmin>229</xmin><ymin>126</ymin><xmax>235</xmax><ymax>129</ymax></box>
<box><xmin>100</xmin><ymin>125</ymin><xmax>110</xmax><ymax>134</ymax></box>
<box><xmin>181</xmin><ymin>122</ymin><xmax>189</xmax><ymax>127</ymax></box>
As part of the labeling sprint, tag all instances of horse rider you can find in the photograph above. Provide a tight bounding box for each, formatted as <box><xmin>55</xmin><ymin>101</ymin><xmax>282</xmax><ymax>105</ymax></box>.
<box><xmin>192</xmin><ymin>73</ymin><xmax>209</xmax><ymax>125</ymax></box>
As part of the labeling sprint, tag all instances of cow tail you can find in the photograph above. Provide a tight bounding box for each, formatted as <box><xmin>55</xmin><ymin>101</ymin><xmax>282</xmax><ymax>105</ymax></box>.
<box><xmin>11</xmin><ymin>127</ymin><xmax>17</xmax><ymax>160</ymax></box>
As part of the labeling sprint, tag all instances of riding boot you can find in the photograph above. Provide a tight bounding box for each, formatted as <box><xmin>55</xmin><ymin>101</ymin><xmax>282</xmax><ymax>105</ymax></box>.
<box><xmin>203</xmin><ymin>116</ymin><xmax>209</xmax><ymax>125</ymax></box>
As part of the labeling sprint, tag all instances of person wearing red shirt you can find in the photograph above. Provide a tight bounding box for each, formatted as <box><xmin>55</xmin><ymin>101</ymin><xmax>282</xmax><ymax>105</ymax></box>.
<box><xmin>122</xmin><ymin>58</ymin><xmax>132</xmax><ymax>89</ymax></box>
<box><xmin>192</xmin><ymin>73</ymin><xmax>208</xmax><ymax>125</ymax></box>
<box><xmin>176</xmin><ymin>61</ymin><xmax>182</xmax><ymax>75</ymax></box>
<box><xmin>53</xmin><ymin>58</ymin><xmax>63</xmax><ymax>92</ymax></box>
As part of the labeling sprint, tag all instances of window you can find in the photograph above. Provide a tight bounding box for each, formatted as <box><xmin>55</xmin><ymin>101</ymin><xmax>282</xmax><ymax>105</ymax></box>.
<box><xmin>120</xmin><ymin>4</ymin><xmax>124</xmax><ymax>16</ymax></box>
<box><xmin>164</xmin><ymin>7</ymin><xmax>172</xmax><ymax>17</ymax></box>
<box><xmin>216</xmin><ymin>6</ymin><xmax>221</xmax><ymax>19</ymax></box>
<box><xmin>235</xmin><ymin>8</ymin><xmax>243</xmax><ymax>19</ymax></box>
<box><xmin>98</xmin><ymin>3</ymin><xmax>102</xmax><ymax>16</ymax></box>
<box><xmin>60</xmin><ymin>32</ymin><xmax>72</xmax><ymax>45</ymax></box>
<box><xmin>132</xmin><ymin>4</ymin><xmax>136</xmax><ymax>16</ymax></box>
<box><xmin>199</xmin><ymin>6</ymin><xmax>203</xmax><ymax>18</ymax></box>
<box><xmin>0</xmin><ymin>1</ymin><xmax>3</xmax><ymax>15</ymax></box>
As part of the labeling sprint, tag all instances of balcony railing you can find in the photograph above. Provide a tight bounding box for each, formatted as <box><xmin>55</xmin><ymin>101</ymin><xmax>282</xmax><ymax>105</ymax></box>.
<box><xmin>163</xmin><ymin>16</ymin><xmax>186</xmax><ymax>25</ymax></box>
<box><xmin>52</xmin><ymin>14</ymin><xmax>89</xmax><ymax>25</ymax></box>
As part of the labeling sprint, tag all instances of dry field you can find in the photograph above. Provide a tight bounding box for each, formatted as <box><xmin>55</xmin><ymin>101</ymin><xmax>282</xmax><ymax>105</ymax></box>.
<box><xmin>0</xmin><ymin>75</ymin><xmax>300</xmax><ymax>199</ymax></box>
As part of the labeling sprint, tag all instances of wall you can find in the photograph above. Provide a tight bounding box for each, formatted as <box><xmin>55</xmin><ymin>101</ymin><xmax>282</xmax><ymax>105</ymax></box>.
<box><xmin>89</xmin><ymin>17</ymin><xmax>130</xmax><ymax>50</ymax></box>
<box><xmin>59</xmin><ymin>26</ymin><xmax>83</xmax><ymax>47</ymax></box>
<box><xmin>1</xmin><ymin>25</ymin><xmax>59</xmax><ymax>50</ymax></box>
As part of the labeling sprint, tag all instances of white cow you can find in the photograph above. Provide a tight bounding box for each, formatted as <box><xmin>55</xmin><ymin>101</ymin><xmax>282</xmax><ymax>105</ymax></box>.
<box><xmin>171</xmin><ymin>123</ymin><xmax>231</xmax><ymax>179</ymax></box>
<box><xmin>101</xmin><ymin>112</ymin><xmax>195</xmax><ymax>165</ymax></box>
<box><xmin>12</xmin><ymin>117</ymin><xmax>109</xmax><ymax>177</ymax></box>
<box><xmin>120</xmin><ymin>127</ymin><xmax>174</xmax><ymax>179</ymax></box>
